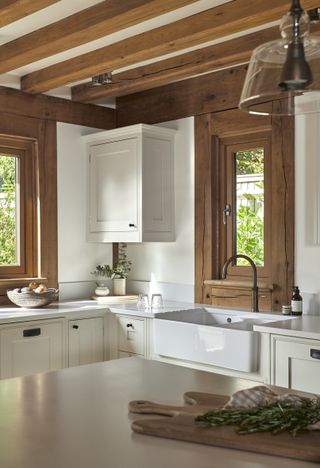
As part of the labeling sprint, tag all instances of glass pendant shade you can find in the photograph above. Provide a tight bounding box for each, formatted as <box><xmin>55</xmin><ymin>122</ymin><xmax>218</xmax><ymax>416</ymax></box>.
<box><xmin>239</xmin><ymin>1</ymin><xmax>320</xmax><ymax>115</ymax></box>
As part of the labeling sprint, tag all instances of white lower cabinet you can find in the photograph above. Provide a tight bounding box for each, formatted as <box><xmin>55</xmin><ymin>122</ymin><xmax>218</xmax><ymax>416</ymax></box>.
<box><xmin>117</xmin><ymin>315</ymin><xmax>146</xmax><ymax>358</ymax></box>
<box><xmin>0</xmin><ymin>319</ymin><xmax>64</xmax><ymax>379</ymax></box>
<box><xmin>271</xmin><ymin>335</ymin><xmax>320</xmax><ymax>394</ymax></box>
<box><xmin>68</xmin><ymin>317</ymin><xmax>104</xmax><ymax>367</ymax></box>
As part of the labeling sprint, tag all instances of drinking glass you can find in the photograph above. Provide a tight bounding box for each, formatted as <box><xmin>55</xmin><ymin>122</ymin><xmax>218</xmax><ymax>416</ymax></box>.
<box><xmin>137</xmin><ymin>293</ymin><xmax>149</xmax><ymax>309</ymax></box>
<box><xmin>151</xmin><ymin>293</ymin><xmax>163</xmax><ymax>309</ymax></box>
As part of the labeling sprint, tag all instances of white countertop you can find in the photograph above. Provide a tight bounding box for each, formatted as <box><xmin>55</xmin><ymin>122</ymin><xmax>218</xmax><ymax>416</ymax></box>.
<box><xmin>1</xmin><ymin>299</ymin><xmax>320</xmax><ymax>341</ymax></box>
<box><xmin>0</xmin><ymin>357</ymin><xmax>316</xmax><ymax>468</ymax></box>
<box><xmin>254</xmin><ymin>316</ymin><xmax>320</xmax><ymax>340</ymax></box>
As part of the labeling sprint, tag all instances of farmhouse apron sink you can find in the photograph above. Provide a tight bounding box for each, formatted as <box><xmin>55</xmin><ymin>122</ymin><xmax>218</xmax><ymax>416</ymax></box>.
<box><xmin>153</xmin><ymin>308</ymin><xmax>292</xmax><ymax>372</ymax></box>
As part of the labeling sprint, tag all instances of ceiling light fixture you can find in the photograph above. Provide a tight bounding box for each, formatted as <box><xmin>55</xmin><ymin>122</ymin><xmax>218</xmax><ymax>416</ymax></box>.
<box><xmin>239</xmin><ymin>0</ymin><xmax>320</xmax><ymax>116</ymax></box>
<box><xmin>91</xmin><ymin>72</ymin><xmax>113</xmax><ymax>86</ymax></box>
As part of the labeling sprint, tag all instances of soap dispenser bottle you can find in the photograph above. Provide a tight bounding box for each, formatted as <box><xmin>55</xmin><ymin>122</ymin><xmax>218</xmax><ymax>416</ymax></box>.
<box><xmin>291</xmin><ymin>286</ymin><xmax>303</xmax><ymax>316</ymax></box>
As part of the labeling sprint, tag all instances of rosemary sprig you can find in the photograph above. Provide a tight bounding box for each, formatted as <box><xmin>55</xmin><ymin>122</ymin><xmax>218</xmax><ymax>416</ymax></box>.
<box><xmin>195</xmin><ymin>398</ymin><xmax>320</xmax><ymax>436</ymax></box>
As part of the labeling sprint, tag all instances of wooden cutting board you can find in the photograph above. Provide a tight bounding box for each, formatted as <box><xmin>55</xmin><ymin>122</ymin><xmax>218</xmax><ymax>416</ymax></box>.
<box><xmin>129</xmin><ymin>392</ymin><xmax>320</xmax><ymax>463</ymax></box>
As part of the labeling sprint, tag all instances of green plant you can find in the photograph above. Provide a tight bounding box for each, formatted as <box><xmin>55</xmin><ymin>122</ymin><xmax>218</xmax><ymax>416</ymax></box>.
<box><xmin>111</xmin><ymin>243</ymin><xmax>132</xmax><ymax>279</ymax></box>
<box><xmin>196</xmin><ymin>398</ymin><xmax>320</xmax><ymax>437</ymax></box>
<box><xmin>91</xmin><ymin>244</ymin><xmax>132</xmax><ymax>280</ymax></box>
<box><xmin>236</xmin><ymin>205</ymin><xmax>264</xmax><ymax>266</ymax></box>
<box><xmin>0</xmin><ymin>155</ymin><xmax>16</xmax><ymax>265</ymax></box>
<box><xmin>91</xmin><ymin>264</ymin><xmax>112</xmax><ymax>278</ymax></box>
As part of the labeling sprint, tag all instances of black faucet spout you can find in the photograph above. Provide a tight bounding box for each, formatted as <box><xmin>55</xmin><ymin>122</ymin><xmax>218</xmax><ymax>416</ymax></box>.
<box><xmin>221</xmin><ymin>254</ymin><xmax>259</xmax><ymax>312</ymax></box>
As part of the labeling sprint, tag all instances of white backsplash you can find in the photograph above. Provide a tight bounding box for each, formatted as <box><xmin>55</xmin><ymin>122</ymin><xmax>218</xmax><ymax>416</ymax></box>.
<box><xmin>127</xmin><ymin>280</ymin><xmax>194</xmax><ymax>303</ymax></box>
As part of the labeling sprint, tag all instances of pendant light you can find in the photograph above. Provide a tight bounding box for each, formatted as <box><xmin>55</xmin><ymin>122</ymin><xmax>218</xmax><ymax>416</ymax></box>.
<box><xmin>239</xmin><ymin>0</ymin><xmax>320</xmax><ymax>115</ymax></box>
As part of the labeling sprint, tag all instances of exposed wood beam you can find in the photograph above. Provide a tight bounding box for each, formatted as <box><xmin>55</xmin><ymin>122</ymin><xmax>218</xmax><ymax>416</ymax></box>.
<box><xmin>0</xmin><ymin>0</ymin><xmax>59</xmax><ymax>27</ymax></box>
<box><xmin>72</xmin><ymin>19</ymin><xmax>320</xmax><ymax>103</ymax></box>
<box><xmin>71</xmin><ymin>27</ymin><xmax>278</xmax><ymax>103</ymax></box>
<box><xmin>116</xmin><ymin>65</ymin><xmax>248</xmax><ymax>127</ymax></box>
<box><xmin>0</xmin><ymin>86</ymin><xmax>115</xmax><ymax>130</ymax></box>
<box><xmin>0</xmin><ymin>0</ymin><xmax>198</xmax><ymax>75</ymax></box>
<box><xmin>21</xmin><ymin>0</ymin><xmax>320</xmax><ymax>94</ymax></box>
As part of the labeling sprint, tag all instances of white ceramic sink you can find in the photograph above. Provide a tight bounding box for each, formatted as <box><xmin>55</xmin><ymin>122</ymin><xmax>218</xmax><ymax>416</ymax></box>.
<box><xmin>153</xmin><ymin>308</ymin><xmax>290</xmax><ymax>372</ymax></box>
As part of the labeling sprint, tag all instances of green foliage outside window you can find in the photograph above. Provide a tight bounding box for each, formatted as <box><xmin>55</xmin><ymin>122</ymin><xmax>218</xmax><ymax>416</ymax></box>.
<box><xmin>236</xmin><ymin>149</ymin><xmax>264</xmax><ymax>266</ymax></box>
<box><xmin>0</xmin><ymin>155</ymin><xmax>16</xmax><ymax>265</ymax></box>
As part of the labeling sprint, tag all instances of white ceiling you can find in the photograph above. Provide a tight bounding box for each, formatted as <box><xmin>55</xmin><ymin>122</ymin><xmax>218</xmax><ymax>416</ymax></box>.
<box><xmin>0</xmin><ymin>0</ymin><xmax>279</xmax><ymax>100</ymax></box>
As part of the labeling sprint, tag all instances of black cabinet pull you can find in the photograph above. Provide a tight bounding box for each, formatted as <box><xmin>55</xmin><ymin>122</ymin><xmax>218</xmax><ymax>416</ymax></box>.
<box><xmin>310</xmin><ymin>349</ymin><xmax>320</xmax><ymax>360</ymax></box>
<box><xmin>23</xmin><ymin>328</ymin><xmax>41</xmax><ymax>338</ymax></box>
<box><xmin>129</xmin><ymin>223</ymin><xmax>135</xmax><ymax>228</ymax></box>
<box><xmin>126</xmin><ymin>323</ymin><xmax>133</xmax><ymax>328</ymax></box>
<box><xmin>72</xmin><ymin>325</ymin><xmax>79</xmax><ymax>330</ymax></box>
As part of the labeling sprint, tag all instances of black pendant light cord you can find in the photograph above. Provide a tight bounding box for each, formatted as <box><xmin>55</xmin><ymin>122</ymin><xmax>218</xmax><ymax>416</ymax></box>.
<box><xmin>290</xmin><ymin>0</ymin><xmax>303</xmax><ymax>42</ymax></box>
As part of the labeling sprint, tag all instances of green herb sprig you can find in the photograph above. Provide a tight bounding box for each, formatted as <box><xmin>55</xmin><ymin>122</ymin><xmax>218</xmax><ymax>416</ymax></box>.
<box><xmin>195</xmin><ymin>398</ymin><xmax>320</xmax><ymax>436</ymax></box>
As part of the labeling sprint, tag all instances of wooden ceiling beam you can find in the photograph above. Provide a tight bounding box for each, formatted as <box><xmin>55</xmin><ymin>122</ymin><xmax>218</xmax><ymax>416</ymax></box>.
<box><xmin>0</xmin><ymin>0</ymin><xmax>198</xmax><ymax>75</ymax></box>
<box><xmin>0</xmin><ymin>0</ymin><xmax>59</xmax><ymax>28</ymax></box>
<box><xmin>72</xmin><ymin>19</ymin><xmax>320</xmax><ymax>103</ymax></box>
<box><xmin>71</xmin><ymin>27</ymin><xmax>279</xmax><ymax>103</ymax></box>
<box><xmin>116</xmin><ymin>64</ymin><xmax>248</xmax><ymax>126</ymax></box>
<box><xmin>21</xmin><ymin>0</ymin><xmax>320</xmax><ymax>94</ymax></box>
<box><xmin>0</xmin><ymin>86</ymin><xmax>115</xmax><ymax>130</ymax></box>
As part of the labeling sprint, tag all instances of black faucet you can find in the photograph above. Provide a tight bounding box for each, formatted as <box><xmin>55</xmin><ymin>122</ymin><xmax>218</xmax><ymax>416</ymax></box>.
<box><xmin>221</xmin><ymin>254</ymin><xmax>259</xmax><ymax>312</ymax></box>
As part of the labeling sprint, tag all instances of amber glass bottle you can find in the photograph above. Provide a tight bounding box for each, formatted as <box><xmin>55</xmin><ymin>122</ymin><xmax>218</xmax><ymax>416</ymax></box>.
<box><xmin>291</xmin><ymin>286</ymin><xmax>303</xmax><ymax>316</ymax></box>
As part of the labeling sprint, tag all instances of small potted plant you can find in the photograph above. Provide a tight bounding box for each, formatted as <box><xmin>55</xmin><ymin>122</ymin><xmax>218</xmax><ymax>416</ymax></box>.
<box><xmin>92</xmin><ymin>244</ymin><xmax>132</xmax><ymax>296</ymax></box>
<box><xmin>111</xmin><ymin>244</ymin><xmax>132</xmax><ymax>295</ymax></box>
<box><xmin>91</xmin><ymin>264</ymin><xmax>112</xmax><ymax>296</ymax></box>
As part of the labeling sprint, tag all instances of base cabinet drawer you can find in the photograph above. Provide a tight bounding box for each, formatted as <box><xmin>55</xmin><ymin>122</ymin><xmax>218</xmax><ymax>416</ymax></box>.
<box><xmin>117</xmin><ymin>315</ymin><xmax>146</xmax><ymax>356</ymax></box>
<box><xmin>271</xmin><ymin>335</ymin><xmax>320</xmax><ymax>394</ymax></box>
<box><xmin>0</xmin><ymin>320</ymin><xmax>64</xmax><ymax>379</ymax></box>
<box><xmin>68</xmin><ymin>317</ymin><xmax>104</xmax><ymax>368</ymax></box>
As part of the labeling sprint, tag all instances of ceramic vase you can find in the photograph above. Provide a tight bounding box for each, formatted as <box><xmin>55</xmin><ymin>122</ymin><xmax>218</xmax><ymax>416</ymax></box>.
<box><xmin>113</xmin><ymin>278</ymin><xmax>126</xmax><ymax>296</ymax></box>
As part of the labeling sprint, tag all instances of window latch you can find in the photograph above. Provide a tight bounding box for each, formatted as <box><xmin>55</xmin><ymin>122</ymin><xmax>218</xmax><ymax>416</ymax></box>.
<box><xmin>223</xmin><ymin>204</ymin><xmax>231</xmax><ymax>225</ymax></box>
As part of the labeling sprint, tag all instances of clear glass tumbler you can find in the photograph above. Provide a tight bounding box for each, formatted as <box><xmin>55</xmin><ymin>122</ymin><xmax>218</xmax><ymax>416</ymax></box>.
<box><xmin>151</xmin><ymin>293</ymin><xmax>163</xmax><ymax>309</ymax></box>
<box><xmin>137</xmin><ymin>293</ymin><xmax>149</xmax><ymax>309</ymax></box>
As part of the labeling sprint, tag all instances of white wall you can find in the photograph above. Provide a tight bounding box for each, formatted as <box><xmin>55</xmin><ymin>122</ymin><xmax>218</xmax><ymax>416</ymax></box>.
<box><xmin>127</xmin><ymin>117</ymin><xmax>195</xmax><ymax>302</ymax></box>
<box><xmin>57</xmin><ymin>123</ymin><xmax>112</xmax><ymax>300</ymax></box>
<box><xmin>295</xmin><ymin>114</ymin><xmax>320</xmax><ymax>314</ymax></box>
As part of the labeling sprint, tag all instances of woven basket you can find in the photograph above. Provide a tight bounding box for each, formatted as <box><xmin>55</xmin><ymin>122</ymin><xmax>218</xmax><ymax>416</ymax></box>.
<box><xmin>7</xmin><ymin>288</ymin><xmax>59</xmax><ymax>308</ymax></box>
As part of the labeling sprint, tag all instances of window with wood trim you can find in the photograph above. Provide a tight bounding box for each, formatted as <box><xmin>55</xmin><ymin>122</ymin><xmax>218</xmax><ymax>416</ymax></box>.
<box><xmin>195</xmin><ymin>107</ymin><xmax>294</xmax><ymax>311</ymax></box>
<box><xmin>0</xmin><ymin>137</ymin><xmax>38</xmax><ymax>280</ymax></box>
<box><xmin>219</xmin><ymin>132</ymin><xmax>271</xmax><ymax>280</ymax></box>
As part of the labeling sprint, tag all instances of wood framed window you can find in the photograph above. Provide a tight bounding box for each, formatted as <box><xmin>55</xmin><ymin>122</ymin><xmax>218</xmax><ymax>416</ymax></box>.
<box><xmin>0</xmin><ymin>137</ymin><xmax>38</xmax><ymax>279</ymax></box>
<box><xmin>195</xmin><ymin>107</ymin><xmax>294</xmax><ymax>311</ymax></box>
<box><xmin>0</xmin><ymin>113</ymin><xmax>57</xmax><ymax>304</ymax></box>
<box><xmin>219</xmin><ymin>132</ymin><xmax>271</xmax><ymax>280</ymax></box>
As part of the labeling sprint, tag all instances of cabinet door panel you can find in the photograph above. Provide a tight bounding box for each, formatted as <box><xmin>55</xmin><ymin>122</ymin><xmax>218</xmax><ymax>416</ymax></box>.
<box><xmin>272</xmin><ymin>336</ymin><xmax>320</xmax><ymax>394</ymax></box>
<box><xmin>142</xmin><ymin>136</ymin><xmax>173</xmax><ymax>233</ymax></box>
<box><xmin>69</xmin><ymin>318</ymin><xmax>104</xmax><ymax>367</ymax></box>
<box><xmin>118</xmin><ymin>316</ymin><xmax>145</xmax><ymax>355</ymax></box>
<box><xmin>89</xmin><ymin>138</ymin><xmax>139</xmax><ymax>233</ymax></box>
<box><xmin>0</xmin><ymin>321</ymin><xmax>64</xmax><ymax>379</ymax></box>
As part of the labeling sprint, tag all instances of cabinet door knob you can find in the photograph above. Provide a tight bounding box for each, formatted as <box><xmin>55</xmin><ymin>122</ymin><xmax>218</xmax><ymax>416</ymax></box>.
<box><xmin>129</xmin><ymin>223</ymin><xmax>135</xmax><ymax>228</ymax></box>
<box><xmin>72</xmin><ymin>325</ymin><xmax>79</xmax><ymax>330</ymax></box>
<box><xmin>126</xmin><ymin>323</ymin><xmax>133</xmax><ymax>328</ymax></box>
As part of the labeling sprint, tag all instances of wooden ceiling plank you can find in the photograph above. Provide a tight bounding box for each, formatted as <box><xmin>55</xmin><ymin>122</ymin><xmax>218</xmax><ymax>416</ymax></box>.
<box><xmin>21</xmin><ymin>0</ymin><xmax>320</xmax><ymax>94</ymax></box>
<box><xmin>0</xmin><ymin>86</ymin><xmax>115</xmax><ymax>130</ymax></box>
<box><xmin>0</xmin><ymin>0</ymin><xmax>59</xmax><ymax>28</ymax></box>
<box><xmin>71</xmin><ymin>27</ymin><xmax>280</xmax><ymax>103</ymax></box>
<box><xmin>0</xmin><ymin>0</ymin><xmax>199</xmax><ymax>75</ymax></box>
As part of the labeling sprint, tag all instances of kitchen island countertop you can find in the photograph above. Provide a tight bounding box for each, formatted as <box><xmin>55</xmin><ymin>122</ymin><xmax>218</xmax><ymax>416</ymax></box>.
<box><xmin>0</xmin><ymin>357</ymin><xmax>317</xmax><ymax>468</ymax></box>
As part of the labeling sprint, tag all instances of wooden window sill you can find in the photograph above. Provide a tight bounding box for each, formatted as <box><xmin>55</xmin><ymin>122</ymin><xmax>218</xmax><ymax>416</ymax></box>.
<box><xmin>204</xmin><ymin>279</ymin><xmax>274</xmax><ymax>291</ymax></box>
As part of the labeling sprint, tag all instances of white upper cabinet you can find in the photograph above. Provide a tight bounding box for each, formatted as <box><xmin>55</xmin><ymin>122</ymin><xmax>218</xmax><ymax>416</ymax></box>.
<box><xmin>84</xmin><ymin>124</ymin><xmax>176</xmax><ymax>242</ymax></box>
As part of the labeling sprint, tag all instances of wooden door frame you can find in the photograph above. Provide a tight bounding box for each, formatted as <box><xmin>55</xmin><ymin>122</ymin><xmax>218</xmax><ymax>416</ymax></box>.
<box><xmin>195</xmin><ymin>106</ymin><xmax>294</xmax><ymax>311</ymax></box>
